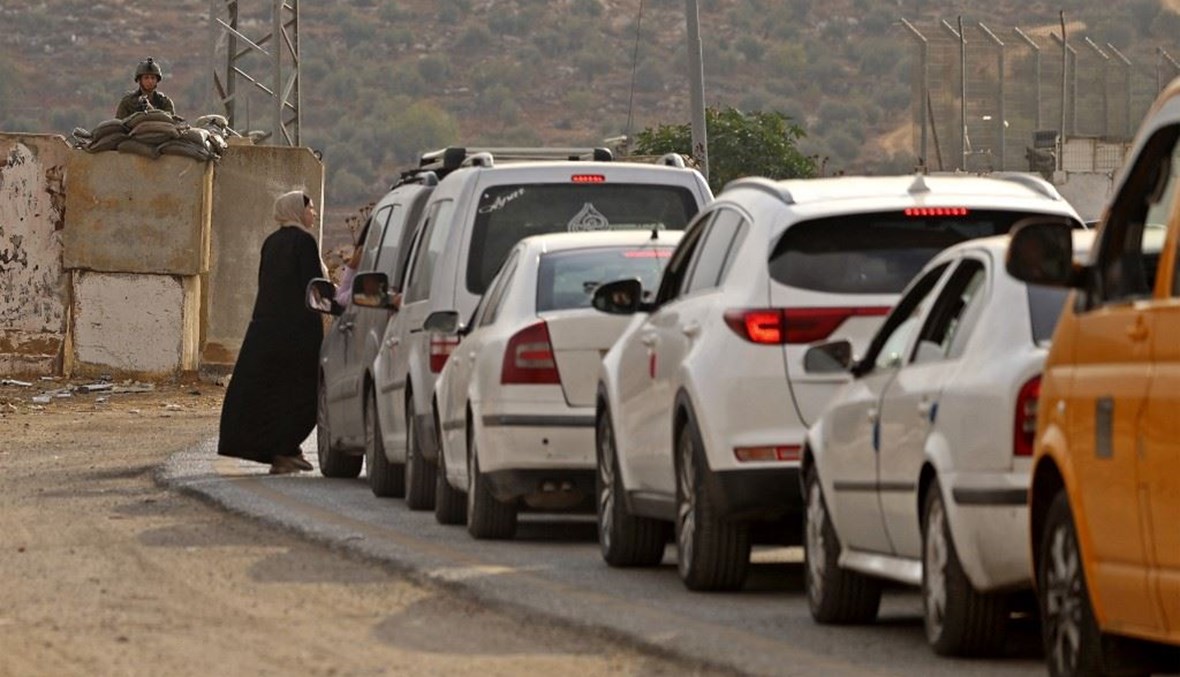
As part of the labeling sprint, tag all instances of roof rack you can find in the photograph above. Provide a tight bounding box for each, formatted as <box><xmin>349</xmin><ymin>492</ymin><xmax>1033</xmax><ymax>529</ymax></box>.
<box><xmin>418</xmin><ymin>146</ymin><xmax>613</xmax><ymax>172</ymax></box>
<box><xmin>389</xmin><ymin>168</ymin><xmax>439</xmax><ymax>190</ymax></box>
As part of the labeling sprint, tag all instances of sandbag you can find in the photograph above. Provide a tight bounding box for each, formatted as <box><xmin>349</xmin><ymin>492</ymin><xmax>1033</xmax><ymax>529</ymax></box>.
<box><xmin>180</xmin><ymin>128</ymin><xmax>210</xmax><ymax>145</ymax></box>
<box><xmin>132</xmin><ymin>133</ymin><xmax>177</xmax><ymax>146</ymax></box>
<box><xmin>86</xmin><ymin>133</ymin><xmax>129</xmax><ymax>152</ymax></box>
<box><xmin>194</xmin><ymin>114</ymin><xmax>229</xmax><ymax>128</ymax></box>
<box><xmin>123</xmin><ymin>109</ymin><xmax>174</xmax><ymax>128</ymax></box>
<box><xmin>130</xmin><ymin>120</ymin><xmax>180</xmax><ymax>139</ymax></box>
<box><xmin>90</xmin><ymin>119</ymin><xmax>127</xmax><ymax>140</ymax></box>
<box><xmin>158</xmin><ymin>141</ymin><xmax>213</xmax><ymax>162</ymax></box>
<box><xmin>117</xmin><ymin>139</ymin><xmax>161</xmax><ymax>159</ymax></box>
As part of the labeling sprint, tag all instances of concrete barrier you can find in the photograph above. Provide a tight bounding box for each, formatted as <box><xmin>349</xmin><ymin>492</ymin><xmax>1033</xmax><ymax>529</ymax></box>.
<box><xmin>0</xmin><ymin>135</ymin><xmax>70</xmax><ymax>375</ymax></box>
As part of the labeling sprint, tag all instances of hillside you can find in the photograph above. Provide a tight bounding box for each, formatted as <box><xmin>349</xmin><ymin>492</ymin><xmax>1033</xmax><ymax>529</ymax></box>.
<box><xmin>2</xmin><ymin>0</ymin><xmax>1178</xmax><ymax>241</ymax></box>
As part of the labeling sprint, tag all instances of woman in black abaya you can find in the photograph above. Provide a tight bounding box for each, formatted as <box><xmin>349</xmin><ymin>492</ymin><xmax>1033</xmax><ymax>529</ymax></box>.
<box><xmin>218</xmin><ymin>190</ymin><xmax>324</xmax><ymax>474</ymax></box>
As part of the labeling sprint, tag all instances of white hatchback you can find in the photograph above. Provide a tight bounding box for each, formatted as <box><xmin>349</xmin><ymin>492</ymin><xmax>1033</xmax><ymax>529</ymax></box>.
<box><xmin>427</xmin><ymin>230</ymin><xmax>682</xmax><ymax>538</ymax></box>
<box><xmin>802</xmin><ymin>229</ymin><xmax>1090</xmax><ymax>657</ymax></box>
<box><xmin>592</xmin><ymin>174</ymin><xmax>1085</xmax><ymax>592</ymax></box>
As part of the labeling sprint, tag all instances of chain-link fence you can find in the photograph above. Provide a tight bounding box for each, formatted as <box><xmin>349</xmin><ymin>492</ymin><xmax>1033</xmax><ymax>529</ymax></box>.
<box><xmin>901</xmin><ymin>19</ymin><xmax>1179</xmax><ymax>174</ymax></box>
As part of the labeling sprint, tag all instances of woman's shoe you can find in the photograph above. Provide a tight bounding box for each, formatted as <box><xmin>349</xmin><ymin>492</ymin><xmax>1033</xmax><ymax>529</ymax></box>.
<box><xmin>269</xmin><ymin>456</ymin><xmax>303</xmax><ymax>475</ymax></box>
<box><xmin>288</xmin><ymin>454</ymin><xmax>314</xmax><ymax>471</ymax></box>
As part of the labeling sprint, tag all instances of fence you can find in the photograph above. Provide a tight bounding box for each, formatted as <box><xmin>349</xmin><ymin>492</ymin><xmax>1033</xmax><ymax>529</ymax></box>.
<box><xmin>901</xmin><ymin>18</ymin><xmax>1180</xmax><ymax>174</ymax></box>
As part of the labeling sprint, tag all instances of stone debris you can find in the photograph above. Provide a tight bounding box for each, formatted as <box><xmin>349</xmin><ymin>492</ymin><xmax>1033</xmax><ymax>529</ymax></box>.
<box><xmin>1</xmin><ymin>379</ymin><xmax>33</xmax><ymax>387</ymax></box>
<box><xmin>31</xmin><ymin>396</ymin><xmax>51</xmax><ymax>404</ymax></box>
<box><xmin>110</xmin><ymin>383</ymin><xmax>155</xmax><ymax>394</ymax></box>
<box><xmin>163</xmin><ymin>403</ymin><xmax>183</xmax><ymax>411</ymax></box>
<box><xmin>77</xmin><ymin>383</ymin><xmax>113</xmax><ymax>393</ymax></box>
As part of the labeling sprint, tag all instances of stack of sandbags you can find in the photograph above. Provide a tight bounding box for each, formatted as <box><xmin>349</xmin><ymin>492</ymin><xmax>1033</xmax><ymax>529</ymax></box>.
<box><xmin>70</xmin><ymin>111</ymin><xmax>240</xmax><ymax>162</ymax></box>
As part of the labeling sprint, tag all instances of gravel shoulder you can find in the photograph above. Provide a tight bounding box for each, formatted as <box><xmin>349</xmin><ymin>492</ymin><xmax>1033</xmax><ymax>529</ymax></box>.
<box><xmin>0</xmin><ymin>377</ymin><xmax>714</xmax><ymax>676</ymax></box>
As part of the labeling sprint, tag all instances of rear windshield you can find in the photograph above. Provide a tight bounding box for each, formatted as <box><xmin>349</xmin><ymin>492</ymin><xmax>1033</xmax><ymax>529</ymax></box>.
<box><xmin>468</xmin><ymin>183</ymin><xmax>697</xmax><ymax>294</ymax></box>
<box><xmin>769</xmin><ymin>209</ymin><xmax>1073</xmax><ymax>294</ymax></box>
<box><xmin>536</xmin><ymin>246</ymin><xmax>675</xmax><ymax>312</ymax></box>
<box><xmin>1027</xmin><ymin>285</ymin><xmax>1072</xmax><ymax>344</ymax></box>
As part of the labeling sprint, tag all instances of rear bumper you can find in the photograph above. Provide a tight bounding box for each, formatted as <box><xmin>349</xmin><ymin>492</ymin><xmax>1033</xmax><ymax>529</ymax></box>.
<box><xmin>704</xmin><ymin>466</ymin><xmax>803</xmax><ymax>522</ymax></box>
<box><xmin>486</xmin><ymin>468</ymin><xmax>596</xmax><ymax>508</ymax></box>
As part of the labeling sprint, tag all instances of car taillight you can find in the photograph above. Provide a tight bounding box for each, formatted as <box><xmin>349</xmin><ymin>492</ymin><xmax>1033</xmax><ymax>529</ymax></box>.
<box><xmin>734</xmin><ymin>445</ymin><xmax>801</xmax><ymax>462</ymax></box>
<box><xmin>571</xmin><ymin>174</ymin><xmax>605</xmax><ymax>183</ymax></box>
<box><xmin>430</xmin><ymin>335</ymin><xmax>460</xmax><ymax>373</ymax></box>
<box><xmin>501</xmin><ymin>321</ymin><xmax>561</xmax><ymax>384</ymax></box>
<box><xmin>1014</xmin><ymin>375</ymin><xmax>1041</xmax><ymax>457</ymax></box>
<box><xmin>724</xmin><ymin>307</ymin><xmax>890</xmax><ymax>344</ymax></box>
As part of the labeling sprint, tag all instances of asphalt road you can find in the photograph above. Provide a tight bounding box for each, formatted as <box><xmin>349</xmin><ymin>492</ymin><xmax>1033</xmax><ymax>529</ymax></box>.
<box><xmin>163</xmin><ymin>435</ymin><xmax>1046</xmax><ymax>677</ymax></box>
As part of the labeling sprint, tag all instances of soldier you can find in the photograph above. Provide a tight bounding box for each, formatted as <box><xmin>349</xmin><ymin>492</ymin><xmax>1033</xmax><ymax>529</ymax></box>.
<box><xmin>115</xmin><ymin>57</ymin><xmax>176</xmax><ymax>119</ymax></box>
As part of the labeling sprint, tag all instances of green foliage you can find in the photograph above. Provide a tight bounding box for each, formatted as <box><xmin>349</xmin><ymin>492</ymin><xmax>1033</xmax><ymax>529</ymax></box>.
<box><xmin>633</xmin><ymin>107</ymin><xmax>817</xmax><ymax>192</ymax></box>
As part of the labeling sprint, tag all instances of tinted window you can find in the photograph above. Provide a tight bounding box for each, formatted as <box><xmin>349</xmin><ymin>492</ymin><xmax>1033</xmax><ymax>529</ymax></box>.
<box><xmin>536</xmin><ymin>246</ymin><xmax>676</xmax><ymax>312</ymax></box>
<box><xmin>404</xmin><ymin>200</ymin><xmax>454</xmax><ymax>303</ymax></box>
<box><xmin>479</xmin><ymin>252</ymin><xmax>519</xmax><ymax>327</ymax></box>
<box><xmin>1027</xmin><ymin>285</ymin><xmax>1072</xmax><ymax>344</ymax></box>
<box><xmin>373</xmin><ymin>204</ymin><xmax>403</xmax><ymax>271</ymax></box>
<box><xmin>685</xmin><ymin>209</ymin><xmax>746</xmax><ymax>293</ymax></box>
<box><xmin>860</xmin><ymin>263</ymin><xmax>951</xmax><ymax>373</ymax></box>
<box><xmin>467</xmin><ymin>184</ymin><xmax>698</xmax><ymax>295</ymax></box>
<box><xmin>769</xmin><ymin>210</ymin><xmax>1069</xmax><ymax>294</ymax></box>
<box><xmin>915</xmin><ymin>260</ymin><xmax>986</xmax><ymax>363</ymax></box>
<box><xmin>654</xmin><ymin>214</ymin><xmax>710</xmax><ymax>305</ymax></box>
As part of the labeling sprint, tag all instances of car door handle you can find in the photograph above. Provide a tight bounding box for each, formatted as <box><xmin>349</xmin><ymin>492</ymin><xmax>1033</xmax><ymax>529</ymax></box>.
<box><xmin>640</xmin><ymin>335</ymin><xmax>657</xmax><ymax>347</ymax></box>
<box><xmin>917</xmin><ymin>400</ymin><xmax>934</xmax><ymax>416</ymax></box>
<box><xmin>338</xmin><ymin>321</ymin><xmax>354</xmax><ymax>332</ymax></box>
<box><xmin>681</xmin><ymin>321</ymin><xmax>701</xmax><ymax>337</ymax></box>
<box><xmin>1127</xmin><ymin>320</ymin><xmax>1149</xmax><ymax>342</ymax></box>
<box><xmin>384</xmin><ymin>337</ymin><xmax>399</xmax><ymax>349</ymax></box>
<box><xmin>867</xmin><ymin>407</ymin><xmax>879</xmax><ymax>423</ymax></box>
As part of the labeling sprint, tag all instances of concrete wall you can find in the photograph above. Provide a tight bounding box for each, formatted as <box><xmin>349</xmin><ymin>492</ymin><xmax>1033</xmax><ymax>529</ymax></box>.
<box><xmin>70</xmin><ymin>271</ymin><xmax>200</xmax><ymax>376</ymax></box>
<box><xmin>63</xmin><ymin>152</ymin><xmax>213</xmax><ymax>275</ymax></box>
<box><xmin>202</xmin><ymin>143</ymin><xmax>324</xmax><ymax>375</ymax></box>
<box><xmin>1053</xmin><ymin>171</ymin><xmax>1117</xmax><ymax>223</ymax></box>
<box><xmin>0</xmin><ymin>135</ymin><xmax>70</xmax><ymax>375</ymax></box>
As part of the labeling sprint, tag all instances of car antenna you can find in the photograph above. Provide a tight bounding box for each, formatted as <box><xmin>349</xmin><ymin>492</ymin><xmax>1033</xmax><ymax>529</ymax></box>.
<box><xmin>650</xmin><ymin>226</ymin><xmax>659</xmax><ymax>240</ymax></box>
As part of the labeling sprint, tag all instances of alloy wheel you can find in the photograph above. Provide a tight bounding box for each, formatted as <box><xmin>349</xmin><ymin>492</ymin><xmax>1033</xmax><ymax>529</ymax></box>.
<box><xmin>597</xmin><ymin>415</ymin><xmax>615</xmax><ymax>551</ymax></box>
<box><xmin>1044</xmin><ymin>520</ymin><xmax>1084</xmax><ymax>675</ymax></box>
<box><xmin>924</xmin><ymin>495</ymin><xmax>949</xmax><ymax>644</ymax></box>
<box><xmin>675</xmin><ymin>429</ymin><xmax>697</xmax><ymax>578</ymax></box>
<box><xmin>805</xmin><ymin>479</ymin><xmax>826</xmax><ymax>605</ymax></box>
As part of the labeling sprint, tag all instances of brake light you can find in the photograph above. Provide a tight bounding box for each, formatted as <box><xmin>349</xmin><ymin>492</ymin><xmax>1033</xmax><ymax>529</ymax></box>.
<box><xmin>905</xmin><ymin>207</ymin><xmax>969</xmax><ymax>217</ymax></box>
<box><xmin>725</xmin><ymin>307</ymin><xmax>890</xmax><ymax>344</ymax></box>
<box><xmin>622</xmin><ymin>249</ymin><xmax>673</xmax><ymax>258</ymax></box>
<box><xmin>501</xmin><ymin>321</ymin><xmax>561</xmax><ymax>384</ymax></box>
<box><xmin>571</xmin><ymin>174</ymin><xmax>605</xmax><ymax>183</ymax></box>
<box><xmin>430</xmin><ymin>335</ymin><xmax>460</xmax><ymax>373</ymax></box>
<box><xmin>1014</xmin><ymin>375</ymin><xmax>1041</xmax><ymax>457</ymax></box>
<box><xmin>734</xmin><ymin>445</ymin><xmax>801</xmax><ymax>462</ymax></box>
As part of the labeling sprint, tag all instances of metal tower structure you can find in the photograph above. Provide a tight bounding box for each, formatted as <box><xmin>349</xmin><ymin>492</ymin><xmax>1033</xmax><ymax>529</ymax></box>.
<box><xmin>208</xmin><ymin>0</ymin><xmax>301</xmax><ymax>145</ymax></box>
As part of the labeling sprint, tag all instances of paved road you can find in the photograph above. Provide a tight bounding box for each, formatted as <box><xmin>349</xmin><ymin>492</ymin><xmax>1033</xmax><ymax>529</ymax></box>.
<box><xmin>163</xmin><ymin>436</ymin><xmax>1045</xmax><ymax>677</ymax></box>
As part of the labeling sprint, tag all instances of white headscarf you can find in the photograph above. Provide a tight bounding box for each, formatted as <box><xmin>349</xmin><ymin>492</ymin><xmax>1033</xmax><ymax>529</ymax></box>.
<box><xmin>273</xmin><ymin>190</ymin><xmax>307</xmax><ymax>227</ymax></box>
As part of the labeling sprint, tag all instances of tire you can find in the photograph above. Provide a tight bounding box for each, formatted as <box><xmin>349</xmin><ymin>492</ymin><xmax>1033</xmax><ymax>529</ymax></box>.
<box><xmin>922</xmin><ymin>482</ymin><xmax>1008</xmax><ymax>656</ymax></box>
<box><xmin>433</xmin><ymin>407</ymin><xmax>466</xmax><ymax>525</ymax></box>
<box><xmin>596</xmin><ymin>403</ymin><xmax>667</xmax><ymax>567</ymax></box>
<box><xmin>804</xmin><ymin>470</ymin><xmax>882</xmax><ymax>623</ymax></box>
<box><xmin>466</xmin><ymin>431</ymin><xmax>517</xmax><ymax>540</ymax></box>
<box><xmin>674</xmin><ymin>418</ymin><xmax>750</xmax><ymax>592</ymax></box>
<box><xmin>1040</xmin><ymin>491</ymin><xmax>1109</xmax><ymax>677</ymax></box>
<box><xmin>403</xmin><ymin>395</ymin><xmax>436</xmax><ymax>511</ymax></box>
<box><xmin>365</xmin><ymin>388</ymin><xmax>404</xmax><ymax>498</ymax></box>
<box><xmin>317</xmin><ymin>374</ymin><xmax>362</xmax><ymax>479</ymax></box>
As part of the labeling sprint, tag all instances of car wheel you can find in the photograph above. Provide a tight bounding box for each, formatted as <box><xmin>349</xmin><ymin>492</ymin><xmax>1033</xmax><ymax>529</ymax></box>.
<box><xmin>403</xmin><ymin>395</ymin><xmax>436</xmax><ymax>511</ymax></box>
<box><xmin>922</xmin><ymin>481</ymin><xmax>1008</xmax><ymax>656</ymax></box>
<box><xmin>317</xmin><ymin>374</ymin><xmax>361</xmax><ymax>478</ymax></box>
<box><xmin>433</xmin><ymin>404</ymin><xmax>466</xmax><ymax>526</ymax></box>
<box><xmin>804</xmin><ymin>469</ymin><xmax>881</xmax><ymax>623</ymax></box>
<box><xmin>674</xmin><ymin>417</ymin><xmax>750</xmax><ymax>591</ymax></box>
<box><xmin>365</xmin><ymin>388</ymin><xmax>404</xmax><ymax>497</ymax></box>
<box><xmin>466</xmin><ymin>430</ymin><xmax>517</xmax><ymax>540</ymax></box>
<box><xmin>596</xmin><ymin>403</ymin><xmax>667</xmax><ymax>567</ymax></box>
<box><xmin>1040</xmin><ymin>491</ymin><xmax>1108</xmax><ymax>677</ymax></box>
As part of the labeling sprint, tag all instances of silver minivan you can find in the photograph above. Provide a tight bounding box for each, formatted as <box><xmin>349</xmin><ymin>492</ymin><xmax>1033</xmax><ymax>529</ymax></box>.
<box><xmin>359</xmin><ymin>148</ymin><xmax>712</xmax><ymax>510</ymax></box>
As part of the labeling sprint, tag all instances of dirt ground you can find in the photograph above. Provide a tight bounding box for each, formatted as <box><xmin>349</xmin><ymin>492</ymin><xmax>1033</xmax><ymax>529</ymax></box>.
<box><xmin>0</xmin><ymin>377</ymin><xmax>709</xmax><ymax>676</ymax></box>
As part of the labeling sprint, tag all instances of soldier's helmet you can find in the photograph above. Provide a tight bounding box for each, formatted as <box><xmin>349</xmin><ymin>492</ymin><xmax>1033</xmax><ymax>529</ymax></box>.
<box><xmin>134</xmin><ymin>57</ymin><xmax>163</xmax><ymax>82</ymax></box>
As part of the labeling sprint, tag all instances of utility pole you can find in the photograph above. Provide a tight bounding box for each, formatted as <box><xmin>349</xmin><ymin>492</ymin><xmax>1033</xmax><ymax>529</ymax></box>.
<box><xmin>685</xmin><ymin>0</ymin><xmax>709</xmax><ymax>181</ymax></box>
<box><xmin>209</xmin><ymin>0</ymin><xmax>302</xmax><ymax>145</ymax></box>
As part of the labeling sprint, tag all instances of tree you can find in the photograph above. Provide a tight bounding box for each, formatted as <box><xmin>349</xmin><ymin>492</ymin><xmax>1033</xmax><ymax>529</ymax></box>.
<box><xmin>632</xmin><ymin>107</ymin><xmax>817</xmax><ymax>193</ymax></box>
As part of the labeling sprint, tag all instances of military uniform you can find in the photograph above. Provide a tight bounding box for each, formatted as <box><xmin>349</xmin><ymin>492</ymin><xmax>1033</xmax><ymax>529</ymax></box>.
<box><xmin>115</xmin><ymin>89</ymin><xmax>176</xmax><ymax>119</ymax></box>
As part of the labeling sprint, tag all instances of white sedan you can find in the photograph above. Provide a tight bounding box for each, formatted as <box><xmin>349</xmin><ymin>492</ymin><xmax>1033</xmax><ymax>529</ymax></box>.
<box><xmin>802</xmin><ymin>229</ymin><xmax>1092</xmax><ymax>657</ymax></box>
<box><xmin>428</xmin><ymin>230</ymin><xmax>682</xmax><ymax>539</ymax></box>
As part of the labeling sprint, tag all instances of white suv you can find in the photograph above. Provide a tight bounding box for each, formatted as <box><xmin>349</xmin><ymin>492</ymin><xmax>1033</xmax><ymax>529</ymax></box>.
<box><xmin>592</xmin><ymin>173</ymin><xmax>1083</xmax><ymax>591</ymax></box>
<box><xmin>365</xmin><ymin>148</ymin><xmax>712</xmax><ymax>510</ymax></box>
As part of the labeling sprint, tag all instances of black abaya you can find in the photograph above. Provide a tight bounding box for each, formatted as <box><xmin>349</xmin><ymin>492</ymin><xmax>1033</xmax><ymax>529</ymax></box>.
<box><xmin>218</xmin><ymin>225</ymin><xmax>324</xmax><ymax>464</ymax></box>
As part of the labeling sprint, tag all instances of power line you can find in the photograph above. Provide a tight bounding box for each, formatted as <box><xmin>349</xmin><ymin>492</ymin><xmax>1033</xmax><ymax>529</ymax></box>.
<box><xmin>625</xmin><ymin>0</ymin><xmax>645</xmax><ymax>152</ymax></box>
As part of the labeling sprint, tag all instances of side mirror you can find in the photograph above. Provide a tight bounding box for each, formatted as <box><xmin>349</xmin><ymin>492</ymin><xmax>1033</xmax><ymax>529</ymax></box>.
<box><xmin>423</xmin><ymin>310</ymin><xmax>461</xmax><ymax>335</ymax></box>
<box><xmin>803</xmin><ymin>340</ymin><xmax>853</xmax><ymax>373</ymax></box>
<box><xmin>1006</xmin><ymin>219</ymin><xmax>1078</xmax><ymax>287</ymax></box>
<box><xmin>352</xmin><ymin>272</ymin><xmax>395</xmax><ymax>309</ymax></box>
<box><xmin>306</xmin><ymin>278</ymin><xmax>341</xmax><ymax>316</ymax></box>
<box><xmin>592</xmin><ymin>278</ymin><xmax>644</xmax><ymax>315</ymax></box>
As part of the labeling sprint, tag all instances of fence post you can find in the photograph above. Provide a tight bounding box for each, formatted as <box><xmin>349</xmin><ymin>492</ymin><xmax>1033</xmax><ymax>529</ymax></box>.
<box><xmin>900</xmin><ymin>19</ymin><xmax>929</xmax><ymax>171</ymax></box>
<box><xmin>941</xmin><ymin>19</ymin><xmax>966</xmax><ymax>170</ymax></box>
<box><xmin>978</xmin><ymin>22</ymin><xmax>1005</xmax><ymax>169</ymax></box>
<box><xmin>1084</xmin><ymin>38</ymin><xmax>1110</xmax><ymax>136</ymax></box>
<box><xmin>1106</xmin><ymin>43</ymin><xmax>1132</xmax><ymax>139</ymax></box>
<box><xmin>1014</xmin><ymin>27</ymin><xmax>1041</xmax><ymax>131</ymax></box>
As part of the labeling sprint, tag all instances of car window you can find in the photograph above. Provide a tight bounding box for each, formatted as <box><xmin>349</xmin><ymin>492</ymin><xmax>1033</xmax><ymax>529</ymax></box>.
<box><xmin>1027</xmin><ymin>284</ymin><xmax>1073</xmax><ymax>345</ymax></box>
<box><xmin>466</xmin><ymin>183</ymin><xmax>698</xmax><ymax>295</ymax></box>
<box><xmin>359</xmin><ymin>209</ymin><xmax>387</xmax><ymax>269</ymax></box>
<box><xmin>860</xmin><ymin>263</ymin><xmax>951</xmax><ymax>372</ymax></box>
<box><xmin>479</xmin><ymin>252</ymin><xmax>519</xmax><ymax>328</ymax></box>
<box><xmin>536</xmin><ymin>245</ymin><xmax>675</xmax><ymax>312</ymax></box>
<box><xmin>1095</xmin><ymin>125</ymin><xmax>1179</xmax><ymax>304</ymax></box>
<box><xmin>372</xmin><ymin>203</ymin><xmax>404</xmax><ymax>271</ymax></box>
<box><xmin>684</xmin><ymin>208</ymin><xmax>746</xmax><ymax>294</ymax></box>
<box><xmin>404</xmin><ymin>200</ymin><xmax>454</xmax><ymax>304</ymax></box>
<box><xmin>768</xmin><ymin>209</ymin><xmax>1074</xmax><ymax>295</ymax></box>
<box><xmin>913</xmin><ymin>259</ymin><xmax>986</xmax><ymax>364</ymax></box>
<box><xmin>653</xmin><ymin>212</ymin><xmax>712</xmax><ymax>306</ymax></box>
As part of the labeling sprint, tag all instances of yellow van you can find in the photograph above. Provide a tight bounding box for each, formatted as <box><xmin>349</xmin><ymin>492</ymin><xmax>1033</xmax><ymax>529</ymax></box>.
<box><xmin>1008</xmin><ymin>81</ymin><xmax>1180</xmax><ymax>676</ymax></box>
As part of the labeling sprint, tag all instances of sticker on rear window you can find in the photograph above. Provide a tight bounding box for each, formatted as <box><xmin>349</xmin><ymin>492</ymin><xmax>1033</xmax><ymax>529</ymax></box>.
<box><xmin>478</xmin><ymin>188</ymin><xmax>525</xmax><ymax>214</ymax></box>
<box><xmin>568</xmin><ymin>202</ymin><xmax>609</xmax><ymax>231</ymax></box>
